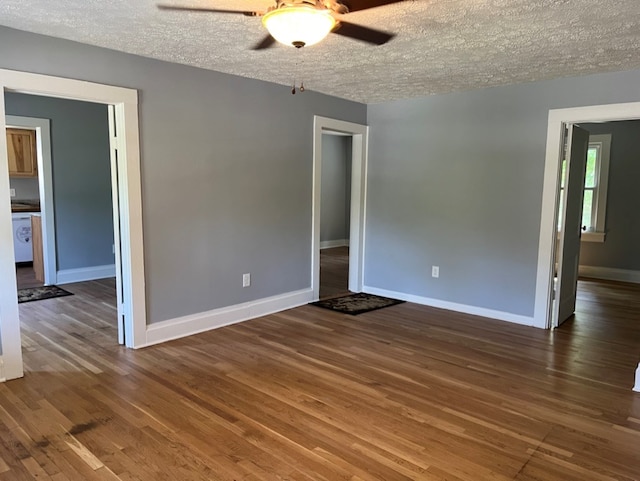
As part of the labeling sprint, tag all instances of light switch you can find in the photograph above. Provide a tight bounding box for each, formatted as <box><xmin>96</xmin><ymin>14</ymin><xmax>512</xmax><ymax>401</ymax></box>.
<box><xmin>10</xmin><ymin>188</ymin><xmax>16</xmax><ymax>197</ymax></box>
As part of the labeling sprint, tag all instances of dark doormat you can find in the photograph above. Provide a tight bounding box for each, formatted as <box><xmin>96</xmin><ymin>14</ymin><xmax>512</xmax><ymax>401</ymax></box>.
<box><xmin>311</xmin><ymin>292</ymin><xmax>405</xmax><ymax>315</ymax></box>
<box><xmin>18</xmin><ymin>285</ymin><xmax>73</xmax><ymax>304</ymax></box>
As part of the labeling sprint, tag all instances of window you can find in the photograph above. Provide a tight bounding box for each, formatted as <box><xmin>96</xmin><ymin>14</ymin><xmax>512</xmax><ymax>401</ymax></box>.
<box><xmin>558</xmin><ymin>133</ymin><xmax>611</xmax><ymax>243</ymax></box>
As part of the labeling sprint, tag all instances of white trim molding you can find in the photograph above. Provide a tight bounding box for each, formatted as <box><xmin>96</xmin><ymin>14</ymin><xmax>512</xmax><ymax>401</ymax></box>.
<box><xmin>320</xmin><ymin>239</ymin><xmax>349</xmax><ymax>249</ymax></box>
<box><xmin>56</xmin><ymin>264</ymin><xmax>117</xmax><ymax>285</ymax></box>
<box><xmin>535</xmin><ymin>101</ymin><xmax>640</xmax><ymax>330</ymax></box>
<box><xmin>0</xmin><ymin>93</ymin><xmax>24</xmax><ymax>380</ymax></box>
<box><xmin>363</xmin><ymin>286</ymin><xmax>536</xmax><ymax>327</ymax></box>
<box><xmin>579</xmin><ymin>266</ymin><xmax>640</xmax><ymax>284</ymax></box>
<box><xmin>634</xmin><ymin>363</ymin><xmax>640</xmax><ymax>393</ymax></box>
<box><xmin>144</xmin><ymin>288</ymin><xmax>314</xmax><ymax>347</ymax></box>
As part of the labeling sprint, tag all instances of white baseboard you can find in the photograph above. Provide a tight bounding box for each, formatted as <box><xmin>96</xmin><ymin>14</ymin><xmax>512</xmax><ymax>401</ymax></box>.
<box><xmin>634</xmin><ymin>363</ymin><xmax>640</xmax><ymax>393</ymax></box>
<box><xmin>144</xmin><ymin>288</ymin><xmax>314</xmax><ymax>347</ymax></box>
<box><xmin>56</xmin><ymin>264</ymin><xmax>116</xmax><ymax>284</ymax></box>
<box><xmin>363</xmin><ymin>286</ymin><xmax>537</xmax><ymax>327</ymax></box>
<box><xmin>320</xmin><ymin>239</ymin><xmax>349</xmax><ymax>249</ymax></box>
<box><xmin>579</xmin><ymin>266</ymin><xmax>640</xmax><ymax>284</ymax></box>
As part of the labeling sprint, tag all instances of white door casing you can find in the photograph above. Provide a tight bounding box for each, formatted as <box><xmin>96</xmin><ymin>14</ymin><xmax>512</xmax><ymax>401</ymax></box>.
<box><xmin>0</xmin><ymin>69</ymin><xmax>147</xmax><ymax>381</ymax></box>
<box><xmin>553</xmin><ymin>125</ymin><xmax>589</xmax><ymax>327</ymax></box>
<box><xmin>312</xmin><ymin>116</ymin><xmax>368</xmax><ymax>299</ymax></box>
<box><xmin>0</xmin><ymin>93</ymin><xmax>20</xmax><ymax>382</ymax></box>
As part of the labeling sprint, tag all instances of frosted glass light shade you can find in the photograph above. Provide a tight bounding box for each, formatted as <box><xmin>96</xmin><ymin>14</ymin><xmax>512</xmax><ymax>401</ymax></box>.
<box><xmin>262</xmin><ymin>6</ymin><xmax>336</xmax><ymax>48</ymax></box>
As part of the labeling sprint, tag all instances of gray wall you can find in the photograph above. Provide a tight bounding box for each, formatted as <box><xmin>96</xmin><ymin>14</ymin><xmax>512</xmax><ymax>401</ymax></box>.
<box><xmin>580</xmin><ymin>120</ymin><xmax>640</xmax><ymax>271</ymax></box>
<box><xmin>8</xmin><ymin>177</ymin><xmax>39</xmax><ymax>201</ymax></box>
<box><xmin>0</xmin><ymin>26</ymin><xmax>366</xmax><ymax>323</ymax></box>
<box><xmin>5</xmin><ymin>93</ymin><xmax>114</xmax><ymax>271</ymax></box>
<box><xmin>320</xmin><ymin>134</ymin><xmax>351</xmax><ymax>243</ymax></box>
<box><xmin>367</xmin><ymin>68</ymin><xmax>640</xmax><ymax>317</ymax></box>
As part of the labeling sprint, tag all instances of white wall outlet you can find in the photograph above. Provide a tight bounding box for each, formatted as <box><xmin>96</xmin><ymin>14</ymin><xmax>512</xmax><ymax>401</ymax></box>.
<box><xmin>9</xmin><ymin>188</ymin><xmax>16</xmax><ymax>198</ymax></box>
<box><xmin>242</xmin><ymin>273</ymin><xmax>251</xmax><ymax>287</ymax></box>
<box><xmin>112</xmin><ymin>244</ymin><xmax>115</xmax><ymax>254</ymax></box>
<box><xmin>432</xmin><ymin>266</ymin><xmax>440</xmax><ymax>278</ymax></box>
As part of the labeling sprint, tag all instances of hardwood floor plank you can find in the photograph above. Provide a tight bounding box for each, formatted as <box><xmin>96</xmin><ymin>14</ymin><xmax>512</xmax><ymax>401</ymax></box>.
<box><xmin>0</xmin><ymin>275</ymin><xmax>638</xmax><ymax>480</ymax></box>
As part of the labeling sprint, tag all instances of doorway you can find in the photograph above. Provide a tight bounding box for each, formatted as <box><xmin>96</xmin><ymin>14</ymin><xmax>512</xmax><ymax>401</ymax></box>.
<box><xmin>312</xmin><ymin>116</ymin><xmax>369</xmax><ymax>301</ymax></box>
<box><xmin>0</xmin><ymin>69</ymin><xmax>147</xmax><ymax>381</ymax></box>
<box><xmin>6</xmin><ymin>116</ymin><xmax>55</xmax><ymax>288</ymax></box>
<box><xmin>319</xmin><ymin>131</ymin><xmax>352</xmax><ymax>299</ymax></box>
<box><xmin>534</xmin><ymin>101</ymin><xmax>640</xmax><ymax>329</ymax></box>
<box><xmin>6</xmin><ymin>94</ymin><xmax>118</xmax><ymax>291</ymax></box>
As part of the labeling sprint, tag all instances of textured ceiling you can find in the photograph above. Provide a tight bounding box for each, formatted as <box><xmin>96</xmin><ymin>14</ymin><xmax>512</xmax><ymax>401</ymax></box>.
<box><xmin>1</xmin><ymin>0</ymin><xmax>640</xmax><ymax>103</ymax></box>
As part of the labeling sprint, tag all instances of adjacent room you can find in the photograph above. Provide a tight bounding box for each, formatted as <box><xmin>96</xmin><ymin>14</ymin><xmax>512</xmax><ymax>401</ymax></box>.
<box><xmin>0</xmin><ymin>1</ymin><xmax>639</xmax><ymax>479</ymax></box>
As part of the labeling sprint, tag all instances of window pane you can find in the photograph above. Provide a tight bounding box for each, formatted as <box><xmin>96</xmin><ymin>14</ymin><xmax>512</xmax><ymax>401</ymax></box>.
<box><xmin>585</xmin><ymin>148</ymin><xmax>597</xmax><ymax>188</ymax></box>
<box><xmin>558</xmin><ymin>189</ymin><xmax>564</xmax><ymax>229</ymax></box>
<box><xmin>582</xmin><ymin>189</ymin><xmax>594</xmax><ymax>230</ymax></box>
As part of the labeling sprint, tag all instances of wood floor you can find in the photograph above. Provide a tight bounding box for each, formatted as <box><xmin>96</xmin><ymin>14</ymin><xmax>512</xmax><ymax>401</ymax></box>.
<box><xmin>16</xmin><ymin>265</ymin><xmax>44</xmax><ymax>290</ymax></box>
<box><xmin>319</xmin><ymin>246</ymin><xmax>350</xmax><ymax>300</ymax></box>
<box><xmin>0</xmin><ymin>276</ymin><xmax>639</xmax><ymax>480</ymax></box>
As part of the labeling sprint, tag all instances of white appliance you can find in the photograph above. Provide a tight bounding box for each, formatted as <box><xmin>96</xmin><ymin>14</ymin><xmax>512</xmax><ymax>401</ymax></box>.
<box><xmin>12</xmin><ymin>213</ymin><xmax>33</xmax><ymax>263</ymax></box>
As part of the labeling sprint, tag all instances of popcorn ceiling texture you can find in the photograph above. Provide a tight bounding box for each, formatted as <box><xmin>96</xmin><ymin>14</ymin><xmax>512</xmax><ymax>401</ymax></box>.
<box><xmin>1</xmin><ymin>0</ymin><xmax>639</xmax><ymax>103</ymax></box>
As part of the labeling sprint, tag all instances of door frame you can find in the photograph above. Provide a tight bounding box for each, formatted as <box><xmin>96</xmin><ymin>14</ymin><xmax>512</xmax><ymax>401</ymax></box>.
<box><xmin>312</xmin><ymin>116</ymin><xmax>369</xmax><ymax>299</ymax></box>
<box><xmin>533</xmin><ymin>101</ymin><xmax>640</xmax><ymax>329</ymax></box>
<box><xmin>0</xmin><ymin>69</ymin><xmax>147</xmax><ymax>381</ymax></box>
<box><xmin>5</xmin><ymin>116</ymin><xmax>56</xmax><ymax>285</ymax></box>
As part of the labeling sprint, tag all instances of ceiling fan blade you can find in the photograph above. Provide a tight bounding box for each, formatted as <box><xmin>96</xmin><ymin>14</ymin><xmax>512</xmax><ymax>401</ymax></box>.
<box><xmin>332</xmin><ymin>21</ymin><xmax>395</xmax><ymax>45</ymax></box>
<box><xmin>157</xmin><ymin>5</ymin><xmax>260</xmax><ymax>16</ymax></box>
<box><xmin>340</xmin><ymin>0</ymin><xmax>406</xmax><ymax>13</ymax></box>
<box><xmin>251</xmin><ymin>35</ymin><xmax>277</xmax><ymax>50</ymax></box>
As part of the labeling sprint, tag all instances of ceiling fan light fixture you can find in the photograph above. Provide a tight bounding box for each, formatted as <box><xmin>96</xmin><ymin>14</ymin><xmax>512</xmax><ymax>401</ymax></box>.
<box><xmin>262</xmin><ymin>5</ymin><xmax>336</xmax><ymax>48</ymax></box>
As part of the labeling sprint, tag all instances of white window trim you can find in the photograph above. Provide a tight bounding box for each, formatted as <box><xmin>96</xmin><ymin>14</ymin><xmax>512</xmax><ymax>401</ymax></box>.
<box><xmin>581</xmin><ymin>133</ymin><xmax>611</xmax><ymax>243</ymax></box>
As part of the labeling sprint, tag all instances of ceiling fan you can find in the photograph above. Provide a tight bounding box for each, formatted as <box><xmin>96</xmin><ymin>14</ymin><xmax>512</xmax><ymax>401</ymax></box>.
<box><xmin>157</xmin><ymin>0</ymin><xmax>405</xmax><ymax>49</ymax></box>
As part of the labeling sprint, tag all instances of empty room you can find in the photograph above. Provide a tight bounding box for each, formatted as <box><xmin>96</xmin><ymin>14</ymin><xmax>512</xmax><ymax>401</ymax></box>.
<box><xmin>0</xmin><ymin>1</ymin><xmax>639</xmax><ymax>480</ymax></box>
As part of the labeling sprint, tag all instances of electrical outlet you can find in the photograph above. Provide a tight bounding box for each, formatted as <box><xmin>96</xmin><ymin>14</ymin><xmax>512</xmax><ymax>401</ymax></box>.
<box><xmin>242</xmin><ymin>273</ymin><xmax>251</xmax><ymax>287</ymax></box>
<box><xmin>9</xmin><ymin>188</ymin><xmax>16</xmax><ymax>198</ymax></box>
<box><xmin>432</xmin><ymin>266</ymin><xmax>439</xmax><ymax>278</ymax></box>
<box><xmin>112</xmin><ymin>244</ymin><xmax>115</xmax><ymax>254</ymax></box>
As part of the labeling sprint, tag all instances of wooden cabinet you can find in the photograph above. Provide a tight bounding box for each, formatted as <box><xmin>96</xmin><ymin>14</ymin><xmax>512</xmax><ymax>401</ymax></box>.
<box><xmin>6</xmin><ymin>128</ymin><xmax>38</xmax><ymax>177</ymax></box>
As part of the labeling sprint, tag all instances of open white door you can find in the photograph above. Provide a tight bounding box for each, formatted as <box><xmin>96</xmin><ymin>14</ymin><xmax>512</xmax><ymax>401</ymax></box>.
<box><xmin>108</xmin><ymin>105</ymin><xmax>125</xmax><ymax>345</ymax></box>
<box><xmin>553</xmin><ymin>125</ymin><xmax>589</xmax><ymax>327</ymax></box>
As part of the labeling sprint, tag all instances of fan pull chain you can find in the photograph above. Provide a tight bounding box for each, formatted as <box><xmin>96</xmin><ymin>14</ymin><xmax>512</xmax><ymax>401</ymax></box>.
<box><xmin>291</xmin><ymin>80</ymin><xmax>305</xmax><ymax>95</ymax></box>
<box><xmin>299</xmin><ymin>54</ymin><xmax>306</xmax><ymax>93</ymax></box>
<box><xmin>291</xmin><ymin>54</ymin><xmax>306</xmax><ymax>95</ymax></box>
